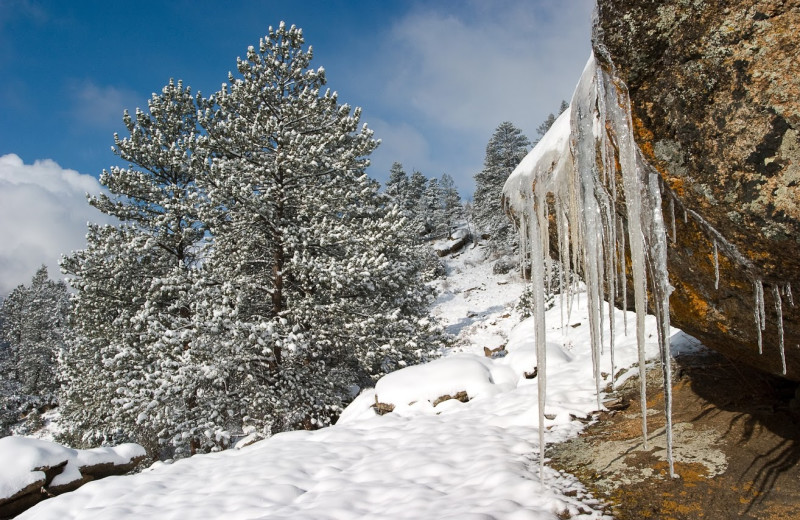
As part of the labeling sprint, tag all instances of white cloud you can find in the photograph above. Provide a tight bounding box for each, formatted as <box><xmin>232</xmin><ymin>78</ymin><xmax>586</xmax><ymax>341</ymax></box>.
<box><xmin>367</xmin><ymin>117</ymin><xmax>433</xmax><ymax>181</ymax></box>
<box><xmin>383</xmin><ymin>1</ymin><xmax>592</xmax><ymax>131</ymax></box>
<box><xmin>66</xmin><ymin>79</ymin><xmax>142</xmax><ymax>130</ymax></box>
<box><xmin>0</xmin><ymin>153</ymin><xmax>110</xmax><ymax>295</ymax></box>
<box><xmin>362</xmin><ymin>0</ymin><xmax>594</xmax><ymax>196</ymax></box>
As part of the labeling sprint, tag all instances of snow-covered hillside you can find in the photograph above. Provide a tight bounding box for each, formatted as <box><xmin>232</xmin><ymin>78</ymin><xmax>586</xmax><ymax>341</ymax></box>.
<box><xmin>16</xmin><ymin>243</ymin><xmax>672</xmax><ymax>519</ymax></box>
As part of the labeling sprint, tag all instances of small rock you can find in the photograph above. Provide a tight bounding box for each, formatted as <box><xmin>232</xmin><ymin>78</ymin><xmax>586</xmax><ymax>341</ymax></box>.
<box><xmin>432</xmin><ymin>391</ymin><xmax>469</xmax><ymax>407</ymax></box>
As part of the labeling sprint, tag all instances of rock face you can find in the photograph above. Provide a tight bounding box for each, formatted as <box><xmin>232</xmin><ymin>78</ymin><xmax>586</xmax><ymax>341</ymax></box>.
<box><xmin>595</xmin><ymin>0</ymin><xmax>800</xmax><ymax>378</ymax></box>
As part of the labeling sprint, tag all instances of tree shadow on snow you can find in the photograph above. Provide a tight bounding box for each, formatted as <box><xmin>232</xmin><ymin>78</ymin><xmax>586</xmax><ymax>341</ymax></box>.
<box><xmin>445</xmin><ymin>305</ymin><xmax>507</xmax><ymax>337</ymax></box>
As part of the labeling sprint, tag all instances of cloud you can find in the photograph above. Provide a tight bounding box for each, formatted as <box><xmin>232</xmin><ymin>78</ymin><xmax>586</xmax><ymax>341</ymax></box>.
<box><xmin>66</xmin><ymin>79</ymin><xmax>142</xmax><ymax>130</ymax></box>
<box><xmin>383</xmin><ymin>1</ymin><xmax>592</xmax><ymax>132</ymax></box>
<box><xmin>361</xmin><ymin>0</ymin><xmax>594</xmax><ymax>196</ymax></box>
<box><xmin>0</xmin><ymin>153</ymin><xmax>111</xmax><ymax>295</ymax></box>
<box><xmin>367</xmin><ymin>117</ymin><xmax>433</xmax><ymax>181</ymax></box>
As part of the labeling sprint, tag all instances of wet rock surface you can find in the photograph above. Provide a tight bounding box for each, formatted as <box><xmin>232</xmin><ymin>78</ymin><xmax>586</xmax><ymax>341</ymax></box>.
<box><xmin>595</xmin><ymin>0</ymin><xmax>800</xmax><ymax>379</ymax></box>
<box><xmin>550</xmin><ymin>344</ymin><xmax>800</xmax><ymax>519</ymax></box>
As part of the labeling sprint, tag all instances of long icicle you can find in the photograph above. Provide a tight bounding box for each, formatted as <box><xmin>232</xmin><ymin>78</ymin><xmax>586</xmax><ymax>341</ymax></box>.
<box><xmin>619</xmin><ymin>217</ymin><xmax>628</xmax><ymax>336</ymax></box>
<box><xmin>669</xmin><ymin>197</ymin><xmax>677</xmax><ymax>245</ymax></box>
<box><xmin>604</xmin><ymin>71</ymin><xmax>651</xmax><ymax>452</ymax></box>
<box><xmin>774</xmin><ymin>285</ymin><xmax>786</xmax><ymax>375</ymax></box>
<box><xmin>502</xmin><ymin>50</ymin><xmax>677</xmax><ymax>481</ymax></box>
<box><xmin>755</xmin><ymin>279</ymin><xmax>765</xmax><ymax>354</ymax></box>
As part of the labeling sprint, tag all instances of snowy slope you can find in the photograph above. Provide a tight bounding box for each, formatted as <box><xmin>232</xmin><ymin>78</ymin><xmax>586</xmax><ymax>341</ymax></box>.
<box><xmin>18</xmin><ymin>244</ymin><xmax>670</xmax><ymax>520</ymax></box>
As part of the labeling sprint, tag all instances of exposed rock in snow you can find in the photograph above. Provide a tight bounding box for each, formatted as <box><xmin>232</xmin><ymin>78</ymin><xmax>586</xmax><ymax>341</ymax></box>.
<box><xmin>0</xmin><ymin>437</ymin><xmax>146</xmax><ymax>518</ymax></box>
<box><xmin>433</xmin><ymin>229</ymin><xmax>471</xmax><ymax>257</ymax></box>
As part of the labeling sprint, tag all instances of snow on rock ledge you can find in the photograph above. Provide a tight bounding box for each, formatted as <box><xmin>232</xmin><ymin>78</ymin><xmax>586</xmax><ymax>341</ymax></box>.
<box><xmin>503</xmin><ymin>52</ymin><xmax>676</xmax><ymax>477</ymax></box>
<box><xmin>372</xmin><ymin>354</ymin><xmax>518</xmax><ymax>414</ymax></box>
<box><xmin>0</xmin><ymin>436</ymin><xmax>146</xmax><ymax>518</ymax></box>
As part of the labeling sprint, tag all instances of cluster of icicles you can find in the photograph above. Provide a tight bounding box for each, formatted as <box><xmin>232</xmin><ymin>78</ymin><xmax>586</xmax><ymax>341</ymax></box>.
<box><xmin>506</xmin><ymin>51</ymin><xmax>797</xmax><ymax>482</ymax></box>
<box><xmin>504</xmin><ymin>52</ymin><xmax>676</xmax><ymax>479</ymax></box>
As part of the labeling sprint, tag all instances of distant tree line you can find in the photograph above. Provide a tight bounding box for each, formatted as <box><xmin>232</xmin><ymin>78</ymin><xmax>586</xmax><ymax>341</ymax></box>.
<box><xmin>0</xmin><ymin>266</ymin><xmax>69</xmax><ymax>436</ymax></box>
<box><xmin>384</xmin><ymin>163</ymin><xmax>464</xmax><ymax>241</ymax></box>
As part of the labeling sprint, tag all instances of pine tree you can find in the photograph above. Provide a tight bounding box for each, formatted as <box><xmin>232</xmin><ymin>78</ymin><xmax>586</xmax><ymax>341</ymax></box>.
<box><xmin>59</xmin><ymin>80</ymin><xmax>210</xmax><ymax>455</ymax></box>
<box><xmin>0</xmin><ymin>266</ymin><xmax>70</xmax><ymax>433</ymax></box>
<box><xmin>421</xmin><ymin>177</ymin><xmax>445</xmax><ymax>238</ymax></box>
<box><xmin>385</xmin><ymin>162</ymin><xmax>409</xmax><ymax>207</ymax></box>
<box><xmin>534</xmin><ymin>114</ymin><xmax>556</xmax><ymax>144</ymax></box>
<box><xmin>198</xmin><ymin>22</ymin><xmax>441</xmax><ymax>434</ymax></box>
<box><xmin>440</xmin><ymin>173</ymin><xmax>463</xmax><ymax>239</ymax></box>
<box><xmin>473</xmin><ymin>122</ymin><xmax>530</xmax><ymax>255</ymax></box>
<box><xmin>59</xmin><ymin>23</ymin><xmax>444</xmax><ymax>455</ymax></box>
<box><xmin>534</xmin><ymin>100</ymin><xmax>569</xmax><ymax>145</ymax></box>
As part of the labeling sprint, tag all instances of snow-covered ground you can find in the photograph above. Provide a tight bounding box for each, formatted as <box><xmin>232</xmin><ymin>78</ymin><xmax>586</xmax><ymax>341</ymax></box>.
<box><xmin>16</xmin><ymin>243</ymin><xmax>675</xmax><ymax>519</ymax></box>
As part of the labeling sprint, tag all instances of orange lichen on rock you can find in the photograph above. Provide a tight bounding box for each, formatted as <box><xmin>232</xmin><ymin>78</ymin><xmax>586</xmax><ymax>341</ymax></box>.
<box><xmin>670</xmin><ymin>282</ymin><xmax>710</xmax><ymax>321</ymax></box>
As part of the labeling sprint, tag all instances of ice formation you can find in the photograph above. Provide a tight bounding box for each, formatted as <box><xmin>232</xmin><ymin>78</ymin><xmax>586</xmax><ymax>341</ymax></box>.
<box><xmin>503</xmin><ymin>52</ymin><xmax>677</xmax><ymax>477</ymax></box>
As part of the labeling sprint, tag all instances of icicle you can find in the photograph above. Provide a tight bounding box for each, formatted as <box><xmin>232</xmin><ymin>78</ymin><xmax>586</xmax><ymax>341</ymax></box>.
<box><xmin>713</xmin><ymin>240</ymin><xmax>719</xmax><ymax>290</ymax></box>
<box><xmin>606</xmin><ymin>212</ymin><xmax>617</xmax><ymax>388</ymax></box>
<box><xmin>643</xmin><ymin>167</ymin><xmax>676</xmax><ymax>478</ymax></box>
<box><xmin>669</xmin><ymin>197</ymin><xmax>677</xmax><ymax>245</ymax></box>
<box><xmin>602</xmin><ymin>69</ymin><xmax>651</xmax><ymax>453</ymax></box>
<box><xmin>529</xmin><ymin>168</ymin><xmax>549</xmax><ymax>483</ymax></box>
<box><xmin>683</xmin><ymin>208</ymin><xmax>688</xmax><ymax>223</ymax></box>
<box><xmin>502</xmin><ymin>50</ymin><xmax>677</xmax><ymax>480</ymax></box>
<box><xmin>774</xmin><ymin>285</ymin><xmax>786</xmax><ymax>375</ymax></box>
<box><xmin>754</xmin><ymin>279</ymin><xmax>765</xmax><ymax>354</ymax></box>
<box><xmin>686</xmin><ymin>208</ymin><xmax>757</xmax><ymax>273</ymax></box>
<box><xmin>618</xmin><ymin>217</ymin><xmax>628</xmax><ymax>336</ymax></box>
<box><xmin>786</xmin><ymin>283</ymin><xmax>794</xmax><ymax>307</ymax></box>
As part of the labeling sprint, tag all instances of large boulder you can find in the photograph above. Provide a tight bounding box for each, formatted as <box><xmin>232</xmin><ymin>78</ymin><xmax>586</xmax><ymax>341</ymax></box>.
<box><xmin>595</xmin><ymin>0</ymin><xmax>800</xmax><ymax>378</ymax></box>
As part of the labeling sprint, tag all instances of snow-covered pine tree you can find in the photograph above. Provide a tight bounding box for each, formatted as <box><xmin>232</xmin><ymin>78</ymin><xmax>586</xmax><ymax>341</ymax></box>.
<box><xmin>440</xmin><ymin>173</ymin><xmax>463</xmax><ymax>239</ymax></box>
<box><xmin>199</xmin><ymin>22</ymin><xmax>442</xmax><ymax>434</ymax></box>
<box><xmin>385</xmin><ymin>162</ymin><xmax>410</xmax><ymax>207</ymax></box>
<box><xmin>404</xmin><ymin>169</ymin><xmax>429</xmax><ymax>236</ymax></box>
<box><xmin>473</xmin><ymin>122</ymin><xmax>530</xmax><ymax>256</ymax></box>
<box><xmin>0</xmin><ymin>266</ymin><xmax>70</xmax><ymax>434</ymax></box>
<box><xmin>59</xmin><ymin>80</ymin><xmax>213</xmax><ymax>455</ymax></box>
<box><xmin>421</xmin><ymin>176</ymin><xmax>446</xmax><ymax>238</ymax></box>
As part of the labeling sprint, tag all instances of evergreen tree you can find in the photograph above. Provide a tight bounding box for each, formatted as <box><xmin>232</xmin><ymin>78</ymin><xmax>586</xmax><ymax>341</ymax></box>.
<box><xmin>59</xmin><ymin>24</ymin><xmax>444</xmax><ymax>456</ymax></box>
<box><xmin>440</xmin><ymin>173</ymin><xmax>463</xmax><ymax>239</ymax></box>
<box><xmin>198</xmin><ymin>23</ymin><xmax>441</xmax><ymax>434</ymax></box>
<box><xmin>59</xmin><ymin>80</ymin><xmax>211</xmax><ymax>455</ymax></box>
<box><xmin>421</xmin><ymin>177</ymin><xmax>445</xmax><ymax>238</ymax></box>
<box><xmin>534</xmin><ymin>100</ymin><xmax>569</xmax><ymax>145</ymax></box>
<box><xmin>0</xmin><ymin>266</ymin><xmax>70</xmax><ymax>434</ymax></box>
<box><xmin>405</xmin><ymin>170</ymin><xmax>429</xmax><ymax>236</ymax></box>
<box><xmin>534</xmin><ymin>114</ymin><xmax>556</xmax><ymax>144</ymax></box>
<box><xmin>473</xmin><ymin>122</ymin><xmax>530</xmax><ymax>255</ymax></box>
<box><xmin>384</xmin><ymin>162</ymin><xmax>409</xmax><ymax>207</ymax></box>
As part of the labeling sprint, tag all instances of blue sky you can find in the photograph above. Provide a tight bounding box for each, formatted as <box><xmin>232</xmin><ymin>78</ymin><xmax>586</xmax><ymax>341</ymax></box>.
<box><xmin>0</xmin><ymin>0</ymin><xmax>593</xmax><ymax>293</ymax></box>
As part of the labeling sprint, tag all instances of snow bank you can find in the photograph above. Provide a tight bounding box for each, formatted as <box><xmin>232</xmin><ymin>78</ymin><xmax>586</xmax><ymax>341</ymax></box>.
<box><xmin>373</xmin><ymin>354</ymin><xmax>516</xmax><ymax>412</ymax></box>
<box><xmin>0</xmin><ymin>436</ymin><xmax>145</xmax><ymax>516</ymax></box>
<box><xmin>16</xmin><ymin>232</ymin><xmax>680</xmax><ymax>519</ymax></box>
